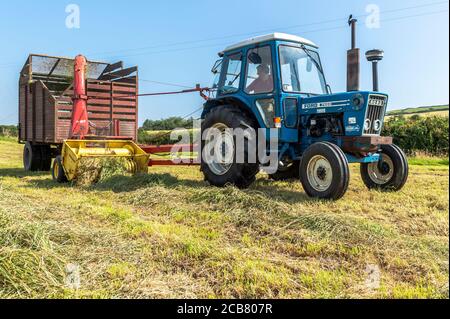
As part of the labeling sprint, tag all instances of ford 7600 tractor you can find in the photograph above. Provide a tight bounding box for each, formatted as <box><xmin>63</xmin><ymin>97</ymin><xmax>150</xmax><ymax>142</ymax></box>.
<box><xmin>201</xmin><ymin>18</ymin><xmax>408</xmax><ymax>200</ymax></box>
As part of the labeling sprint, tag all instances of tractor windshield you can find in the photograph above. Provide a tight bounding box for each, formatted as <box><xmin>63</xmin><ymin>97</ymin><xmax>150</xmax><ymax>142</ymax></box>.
<box><xmin>279</xmin><ymin>45</ymin><xmax>327</xmax><ymax>95</ymax></box>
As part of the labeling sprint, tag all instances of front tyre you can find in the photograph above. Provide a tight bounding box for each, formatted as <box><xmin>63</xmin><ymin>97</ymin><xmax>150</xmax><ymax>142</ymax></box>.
<box><xmin>300</xmin><ymin>142</ymin><xmax>350</xmax><ymax>200</ymax></box>
<box><xmin>360</xmin><ymin>144</ymin><xmax>408</xmax><ymax>191</ymax></box>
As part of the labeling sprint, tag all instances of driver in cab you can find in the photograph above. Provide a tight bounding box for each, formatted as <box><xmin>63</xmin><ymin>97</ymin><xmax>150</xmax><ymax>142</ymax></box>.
<box><xmin>246</xmin><ymin>64</ymin><xmax>273</xmax><ymax>94</ymax></box>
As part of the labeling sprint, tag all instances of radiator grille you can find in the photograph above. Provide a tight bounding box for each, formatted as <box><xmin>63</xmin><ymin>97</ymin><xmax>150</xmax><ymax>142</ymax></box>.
<box><xmin>364</xmin><ymin>95</ymin><xmax>387</xmax><ymax>135</ymax></box>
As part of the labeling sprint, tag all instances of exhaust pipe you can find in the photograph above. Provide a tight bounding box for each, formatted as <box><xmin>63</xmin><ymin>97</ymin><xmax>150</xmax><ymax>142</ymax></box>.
<box><xmin>366</xmin><ymin>49</ymin><xmax>384</xmax><ymax>92</ymax></box>
<box><xmin>347</xmin><ymin>15</ymin><xmax>360</xmax><ymax>92</ymax></box>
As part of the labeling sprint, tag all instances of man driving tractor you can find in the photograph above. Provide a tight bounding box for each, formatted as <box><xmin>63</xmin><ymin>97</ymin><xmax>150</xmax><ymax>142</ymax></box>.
<box><xmin>246</xmin><ymin>63</ymin><xmax>273</xmax><ymax>94</ymax></box>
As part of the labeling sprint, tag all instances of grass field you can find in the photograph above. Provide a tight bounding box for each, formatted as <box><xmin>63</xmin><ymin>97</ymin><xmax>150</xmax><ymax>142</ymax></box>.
<box><xmin>387</xmin><ymin>105</ymin><xmax>449</xmax><ymax>118</ymax></box>
<box><xmin>0</xmin><ymin>137</ymin><xmax>448</xmax><ymax>299</ymax></box>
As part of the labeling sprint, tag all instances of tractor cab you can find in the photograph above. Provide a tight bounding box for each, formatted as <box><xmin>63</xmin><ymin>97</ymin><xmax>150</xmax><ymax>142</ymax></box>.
<box><xmin>210</xmin><ymin>33</ymin><xmax>327</xmax><ymax>132</ymax></box>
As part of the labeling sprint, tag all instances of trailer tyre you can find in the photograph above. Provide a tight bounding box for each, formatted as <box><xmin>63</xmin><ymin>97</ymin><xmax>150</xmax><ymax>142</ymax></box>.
<box><xmin>360</xmin><ymin>144</ymin><xmax>408</xmax><ymax>191</ymax></box>
<box><xmin>201</xmin><ymin>105</ymin><xmax>259</xmax><ymax>189</ymax></box>
<box><xmin>23</xmin><ymin>142</ymin><xmax>41</xmax><ymax>172</ymax></box>
<box><xmin>300</xmin><ymin>142</ymin><xmax>350</xmax><ymax>200</ymax></box>
<box><xmin>52</xmin><ymin>156</ymin><xmax>68</xmax><ymax>183</ymax></box>
<box><xmin>39</xmin><ymin>146</ymin><xmax>52</xmax><ymax>172</ymax></box>
<box><xmin>269</xmin><ymin>161</ymin><xmax>300</xmax><ymax>181</ymax></box>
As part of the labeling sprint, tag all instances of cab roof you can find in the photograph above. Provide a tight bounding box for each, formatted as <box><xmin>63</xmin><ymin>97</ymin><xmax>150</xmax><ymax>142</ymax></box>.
<box><xmin>224</xmin><ymin>33</ymin><xmax>319</xmax><ymax>52</ymax></box>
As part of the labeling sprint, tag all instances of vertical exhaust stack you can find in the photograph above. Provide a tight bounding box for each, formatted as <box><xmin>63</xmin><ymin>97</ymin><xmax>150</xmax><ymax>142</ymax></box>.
<box><xmin>366</xmin><ymin>49</ymin><xmax>384</xmax><ymax>92</ymax></box>
<box><xmin>347</xmin><ymin>15</ymin><xmax>360</xmax><ymax>92</ymax></box>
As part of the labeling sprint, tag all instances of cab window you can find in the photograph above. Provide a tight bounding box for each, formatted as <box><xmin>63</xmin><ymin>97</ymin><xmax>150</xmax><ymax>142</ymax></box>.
<box><xmin>219</xmin><ymin>53</ymin><xmax>242</xmax><ymax>94</ymax></box>
<box><xmin>256</xmin><ymin>99</ymin><xmax>275</xmax><ymax>128</ymax></box>
<box><xmin>279</xmin><ymin>45</ymin><xmax>327</xmax><ymax>95</ymax></box>
<box><xmin>245</xmin><ymin>46</ymin><xmax>274</xmax><ymax>95</ymax></box>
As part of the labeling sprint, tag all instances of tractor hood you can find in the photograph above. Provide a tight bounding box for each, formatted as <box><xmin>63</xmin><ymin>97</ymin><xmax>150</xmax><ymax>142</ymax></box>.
<box><xmin>300</xmin><ymin>91</ymin><xmax>389</xmax><ymax>136</ymax></box>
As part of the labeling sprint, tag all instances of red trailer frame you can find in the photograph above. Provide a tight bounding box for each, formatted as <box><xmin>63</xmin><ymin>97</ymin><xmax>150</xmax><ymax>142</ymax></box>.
<box><xmin>141</xmin><ymin>144</ymin><xmax>200</xmax><ymax>166</ymax></box>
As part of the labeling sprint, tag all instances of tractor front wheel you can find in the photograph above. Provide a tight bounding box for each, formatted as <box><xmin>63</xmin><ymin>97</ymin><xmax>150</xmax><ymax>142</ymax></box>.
<box><xmin>52</xmin><ymin>155</ymin><xmax>68</xmax><ymax>183</ymax></box>
<box><xmin>360</xmin><ymin>144</ymin><xmax>408</xmax><ymax>191</ymax></box>
<box><xmin>300</xmin><ymin>142</ymin><xmax>350</xmax><ymax>200</ymax></box>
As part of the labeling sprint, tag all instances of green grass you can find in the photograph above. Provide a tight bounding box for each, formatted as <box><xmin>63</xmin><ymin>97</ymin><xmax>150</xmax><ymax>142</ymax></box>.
<box><xmin>409</xmin><ymin>157</ymin><xmax>449</xmax><ymax>166</ymax></box>
<box><xmin>0</xmin><ymin>136</ymin><xmax>17</xmax><ymax>143</ymax></box>
<box><xmin>387</xmin><ymin>105</ymin><xmax>449</xmax><ymax>116</ymax></box>
<box><xmin>0</xmin><ymin>139</ymin><xmax>448</xmax><ymax>299</ymax></box>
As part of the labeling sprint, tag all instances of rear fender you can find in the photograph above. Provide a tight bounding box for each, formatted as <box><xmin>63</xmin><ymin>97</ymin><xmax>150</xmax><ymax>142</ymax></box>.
<box><xmin>202</xmin><ymin>97</ymin><xmax>266</xmax><ymax>129</ymax></box>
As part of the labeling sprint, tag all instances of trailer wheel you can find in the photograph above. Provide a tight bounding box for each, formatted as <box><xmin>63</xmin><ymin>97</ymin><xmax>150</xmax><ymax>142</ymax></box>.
<box><xmin>300</xmin><ymin>142</ymin><xmax>350</xmax><ymax>200</ymax></box>
<box><xmin>201</xmin><ymin>105</ymin><xmax>259</xmax><ymax>189</ymax></box>
<box><xmin>39</xmin><ymin>145</ymin><xmax>52</xmax><ymax>172</ymax></box>
<box><xmin>269</xmin><ymin>161</ymin><xmax>300</xmax><ymax>181</ymax></box>
<box><xmin>52</xmin><ymin>156</ymin><xmax>68</xmax><ymax>183</ymax></box>
<box><xmin>23</xmin><ymin>142</ymin><xmax>41</xmax><ymax>172</ymax></box>
<box><xmin>360</xmin><ymin>144</ymin><xmax>408</xmax><ymax>191</ymax></box>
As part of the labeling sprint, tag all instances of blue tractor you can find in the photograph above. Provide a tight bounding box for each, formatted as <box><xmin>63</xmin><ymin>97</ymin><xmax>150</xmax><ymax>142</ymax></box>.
<box><xmin>201</xmin><ymin>18</ymin><xmax>408</xmax><ymax>200</ymax></box>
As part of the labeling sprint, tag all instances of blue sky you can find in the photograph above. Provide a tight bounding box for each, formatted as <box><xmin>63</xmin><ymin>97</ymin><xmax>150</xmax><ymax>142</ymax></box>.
<box><xmin>0</xmin><ymin>0</ymin><xmax>448</xmax><ymax>125</ymax></box>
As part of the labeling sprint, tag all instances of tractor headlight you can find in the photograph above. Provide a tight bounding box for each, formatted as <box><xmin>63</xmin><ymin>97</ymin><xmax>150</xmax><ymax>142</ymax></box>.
<box><xmin>373</xmin><ymin>120</ymin><xmax>382</xmax><ymax>132</ymax></box>
<box><xmin>352</xmin><ymin>94</ymin><xmax>365</xmax><ymax>110</ymax></box>
<box><xmin>364</xmin><ymin>119</ymin><xmax>372</xmax><ymax>131</ymax></box>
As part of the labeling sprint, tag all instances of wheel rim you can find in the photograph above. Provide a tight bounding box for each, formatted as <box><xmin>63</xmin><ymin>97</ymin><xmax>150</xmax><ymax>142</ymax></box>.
<box><xmin>367</xmin><ymin>154</ymin><xmax>394</xmax><ymax>185</ymax></box>
<box><xmin>204</xmin><ymin>123</ymin><xmax>235</xmax><ymax>176</ymax></box>
<box><xmin>307</xmin><ymin>155</ymin><xmax>333</xmax><ymax>192</ymax></box>
<box><xmin>53</xmin><ymin>160</ymin><xmax>60</xmax><ymax>179</ymax></box>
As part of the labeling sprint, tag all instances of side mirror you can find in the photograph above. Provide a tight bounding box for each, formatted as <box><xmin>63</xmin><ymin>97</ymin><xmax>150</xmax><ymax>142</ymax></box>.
<box><xmin>326</xmin><ymin>84</ymin><xmax>332</xmax><ymax>94</ymax></box>
<box><xmin>211</xmin><ymin>59</ymin><xmax>223</xmax><ymax>74</ymax></box>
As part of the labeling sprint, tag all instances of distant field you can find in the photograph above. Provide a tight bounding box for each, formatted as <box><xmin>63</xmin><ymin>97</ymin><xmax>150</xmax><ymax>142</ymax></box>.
<box><xmin>387</xmin><ymin>105</ymin><xmax>449</xmax><ymax>118</ymax></box>
<box><xmin>0</xmin><ymin>138</ymin><xmax>448</xmax><ymax>299</ymax></box>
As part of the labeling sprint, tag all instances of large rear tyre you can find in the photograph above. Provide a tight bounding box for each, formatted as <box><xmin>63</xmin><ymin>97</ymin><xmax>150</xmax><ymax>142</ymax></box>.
<box><xmin>52</xmin><ymin>155</ymin><xmax>68</xmax><ymax>183</ymax></box>
<box><xmin>201</xmin><ymin>105</ymin><xmax>259</xmax><ymax>189</ymax></box>
<box><xmin>269</xmin><ymin>161</ymin><xmax>300</xmax><ymax>181</ymax></box>
<box><xmin>23</xmin><ymin>142</ymin><xmax>41</xmax><ymax>172</ymax></box>
<box><xmin>360</xmin><ymin>144</ymin><xmax>408</xmax><ymax>191</ymax></box>
<box><xmin>300</xmin><ymin>142</ymin><xmax>350</xmax><ymax>200</ymax></box>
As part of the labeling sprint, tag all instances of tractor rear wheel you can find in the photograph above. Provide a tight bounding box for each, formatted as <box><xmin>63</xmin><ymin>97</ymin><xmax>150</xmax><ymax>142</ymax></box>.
<box><xmin>269</xmin><ymin>161</ymin><xmax>300</xmax><ymax>181</ymax></box>
<box><xmin>52</xmin><ymin>155</ymin><xmax>68</xmax><ymax>183</ymax></box>
<box><xmin>360</xmin><ymin>144</ymin><xmax>408</xmax><ymax>191</ymax></box>
<box><xmin>300</xmin><ymin>142</ymin><xmax>350</xmax><ymax>200</ymax></box>
<box><xmin>23</xmin><ymin>142</ymin><xmax>41</xmax><ymax>172</ymax></box>
<box><xmin>201</xmin><ymin>105</ymin><xmax>259</xmax><ymax>189</ymax></box>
